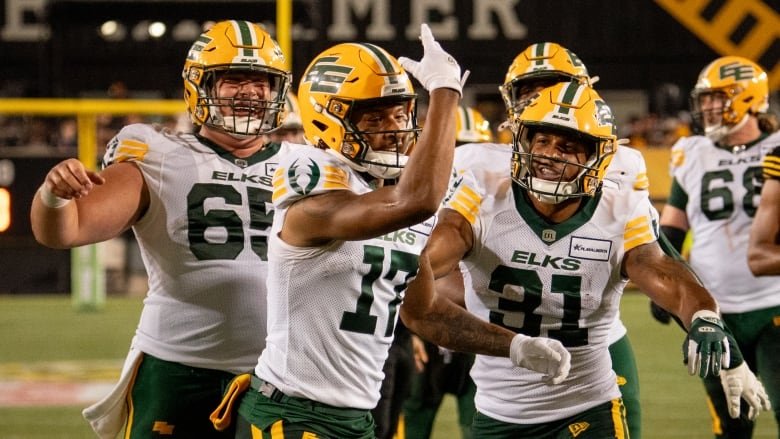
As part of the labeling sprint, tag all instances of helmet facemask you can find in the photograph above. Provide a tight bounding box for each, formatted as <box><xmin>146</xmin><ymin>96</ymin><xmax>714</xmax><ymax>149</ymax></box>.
<box><xmin>195</xmin><ymin>66</ymin><xmax>290</xmax><ymax>138</ymax></box>
<box><xmin>510</xmin><ymin>81</ymin><xmax>617</xmax><ymax>205</ymax></box>
<box><xmin>690</xmin><ymin>89</ymin><xmax>749</xmax><ymax>142</ymax></box>
<box><xmin>334</xmin><ymin>97</ymin><xmax>419</xmax><ymax>179</ymax></box>
<box><xmin>512</xmin><ymin>126</ymin><xmax>606</xmax><ymax>204</ymax></box>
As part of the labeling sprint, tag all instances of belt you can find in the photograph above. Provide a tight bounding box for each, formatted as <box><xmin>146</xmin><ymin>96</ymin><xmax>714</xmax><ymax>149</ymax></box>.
<box><xmin>250</xmin><ymin>376</ymin><xmax>369</xmax><ymax>418</ymax></box>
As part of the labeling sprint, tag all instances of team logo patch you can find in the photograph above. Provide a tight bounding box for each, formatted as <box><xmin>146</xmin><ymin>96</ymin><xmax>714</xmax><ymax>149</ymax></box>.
<box><xmin>569</xmin><ymin>236</ymin><xmax>611</xmax><ymax>261</ymax></box>
<box><xmin>287</xmin><ymin>158</ymin><xmax>320</xmax><ymax>195</ymax></box>
<box><xmin>568</xmin><ymin>421</ymin><xmax>590</xmax><ymax>437</ymax></box>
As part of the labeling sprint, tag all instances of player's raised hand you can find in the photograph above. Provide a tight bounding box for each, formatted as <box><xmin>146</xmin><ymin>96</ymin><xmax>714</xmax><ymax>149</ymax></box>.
<box><xmin>398</xmin><ymin>23</ymin><xmax>469</xmax><ymax>95</ymax></box>
<box><xmin>510</xmin><ymin>334</ymin><xmax>571</xmax><ymax>385</ymax></box>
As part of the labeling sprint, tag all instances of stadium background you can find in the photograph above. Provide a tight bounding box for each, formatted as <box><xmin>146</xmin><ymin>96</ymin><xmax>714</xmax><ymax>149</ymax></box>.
<box><xmin>1</xmin><ymin>0</ymin><xmax>779</xmax><ymax>293</ymax></box>
<box><xmin>0</xmin><ymin>1</ymin><xmax>779</xmax><ymax>437</ymax></box>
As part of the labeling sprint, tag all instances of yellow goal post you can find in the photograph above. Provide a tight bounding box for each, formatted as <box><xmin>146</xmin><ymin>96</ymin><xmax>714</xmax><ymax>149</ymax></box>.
<box><xmin>0</xmin><ymin>98</ymin><xmax>183</xmax><ymax>310</ymax></box>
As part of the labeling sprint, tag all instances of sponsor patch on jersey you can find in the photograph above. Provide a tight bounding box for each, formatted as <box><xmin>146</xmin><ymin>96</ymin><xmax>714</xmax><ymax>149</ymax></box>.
<box><xmin>569</xmin><ymin>236</ymin><xmax>611</xmax><ymax>261</ymax></box>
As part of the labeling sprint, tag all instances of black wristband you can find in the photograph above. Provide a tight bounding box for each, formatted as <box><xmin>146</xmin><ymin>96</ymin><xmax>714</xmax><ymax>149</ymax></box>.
<box><xmin>660</xmin><ymin>225</ymin><xmax>687</xmax><ymax>255</ymax></box>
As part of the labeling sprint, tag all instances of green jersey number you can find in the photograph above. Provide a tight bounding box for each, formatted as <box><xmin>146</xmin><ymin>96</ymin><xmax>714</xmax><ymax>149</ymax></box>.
<box><xmin>489</xmin><ymin>265</ymin><xmax>587</xmax><ymax>347</ymax></box>
<box><xmin>187</xmin><ymin>183</ymin><xmax>273</xmax><ymax>260</ymax></box>
<box><xmin>700</xmin><ymin>167</ymin><xmax>761</xmax><ymax>220</ymax></box>
<box><xmin>340</xmin><ymin>245</ymin><xmax>419</xmax><ymax>337</ymax></box>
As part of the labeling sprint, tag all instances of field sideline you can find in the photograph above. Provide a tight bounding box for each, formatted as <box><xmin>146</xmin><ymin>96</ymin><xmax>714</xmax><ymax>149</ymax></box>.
<box><xmin>0</xmin><ymin>292</ymin><xmax>775</xmax><ymax>438</ymax></box>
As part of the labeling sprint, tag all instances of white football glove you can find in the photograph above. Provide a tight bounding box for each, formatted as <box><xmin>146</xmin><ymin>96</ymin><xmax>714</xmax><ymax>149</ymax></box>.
<box><xmin>398</xmin><ymin>23</ymin><xmax>469</xmax><ymax>95</ymax></box>
<box><xmin>719</xmin><ymin>362</ymin><xmax>771</xmax><ymax>420</ymax></box>
<box><xmin>510</xmin><ymin>334</ymin><xmax>571</xmax><ymax>385</ymax></box>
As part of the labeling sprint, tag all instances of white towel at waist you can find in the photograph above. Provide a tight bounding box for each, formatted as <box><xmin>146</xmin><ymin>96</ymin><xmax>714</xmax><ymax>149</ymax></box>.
<box><xmin>82</xmin><ymin>340</ymin><xmax>143</xmax><ymax>439</ymax></box>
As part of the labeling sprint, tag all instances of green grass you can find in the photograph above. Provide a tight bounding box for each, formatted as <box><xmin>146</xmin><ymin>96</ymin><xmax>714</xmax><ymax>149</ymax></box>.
<box><xmin>0</xmin><ymin>293</ymin><xmax>776</xmax><ymax>438</ymax></box>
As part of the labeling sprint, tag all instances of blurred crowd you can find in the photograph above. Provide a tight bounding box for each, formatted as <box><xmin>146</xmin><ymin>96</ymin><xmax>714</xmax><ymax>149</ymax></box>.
<box><xmin>0</xmin><ymin>79</ymin><xmax>310</xmax><ymax>156</ymax></box>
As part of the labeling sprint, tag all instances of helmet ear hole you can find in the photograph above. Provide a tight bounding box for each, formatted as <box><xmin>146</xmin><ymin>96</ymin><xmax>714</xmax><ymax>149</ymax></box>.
<box><xmin>312</xmin><ymin>119</ymin><xmax>328</xmax><ymax>133</ymax></box>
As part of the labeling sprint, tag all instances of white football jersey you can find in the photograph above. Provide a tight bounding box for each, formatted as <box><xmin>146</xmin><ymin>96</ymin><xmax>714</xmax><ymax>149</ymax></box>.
<box><xmin>445</xmin><ymin>142</ymin><xmax>658</xmax><ymax>424</ymax></box>
<box><xmin>449</xmin><ymin>143</ymin><xmax>649</xmax><ymax>347</ymax></box>
<box><xmin>668</xmin><ymin>132</ymin><xmax>780</xmax><ymax>313</ymax></box>
<box><xmin>255</xmin><ymin>147</ymin><xmax>434</xmax><ymax>409</ymax></box>
<box><xmin>103</xmin><ymin>123</ymin><xmax>297</xmax><ymax>374</ymax></box>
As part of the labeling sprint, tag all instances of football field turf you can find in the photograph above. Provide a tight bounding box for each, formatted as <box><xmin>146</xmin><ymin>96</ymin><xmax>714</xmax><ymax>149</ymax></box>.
<box><xmin>0</xmin><ymin>292</ymin><xmax>775</xmax><ymax>438</ymax></box>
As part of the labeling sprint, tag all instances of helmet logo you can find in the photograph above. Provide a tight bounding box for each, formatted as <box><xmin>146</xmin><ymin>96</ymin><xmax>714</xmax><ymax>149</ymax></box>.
<box><xmin>287</xmin><ymin>158</ymin><xmax>320</xmax><ymax>195</ymax></box>
<box><xmin>565</xmin><ymin>49</ymin><xmax>587</xmax><ymax>71</ymax></box>
<box><xmin>594</xmin><ymin>100</ymin><xmax>616</xmax><ymax>134</ymax></box>
<box><xmin>718</xmin><ymin>61</ymin><xmax>755</xmax><ymax>81</ymax></box>
<box><xmin>303</xmin><ymin>56</ymin><xmax>354</xmax><ymax>94</ymax></box>
<box><xmin>186</xmin><ymin>35</ymin><xmax>212</xmax><ymax>61</ymax></box>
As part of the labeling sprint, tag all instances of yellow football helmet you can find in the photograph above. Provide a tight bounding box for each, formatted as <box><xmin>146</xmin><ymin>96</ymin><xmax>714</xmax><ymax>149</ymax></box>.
<box><xmin>512</xmin><ymin>81</ymin><xmax>617</xmax><ymax>204</ymax></box>
<box><xmin>456</xmin><ymin>106</ymin><xmax>493</xmax><ymax>145</ymax></box>
<box><xmin>500</xmin><ymin>42</ymin><xmax>591</xmax><ymax>120</ymax></box>
<box><xmin>690</xmin><ymin>55</ymin><xmax>769</xmax><ymax>141</ymax></box>
<box><xmin>182</xmin><ymin>20</ymin><xmax>291</xmax><ymax>137</ymax></box>
<box><xmin>298</xmin><ymin>42</ymin><xmax>418</xmax><ymax>179</ymax></box>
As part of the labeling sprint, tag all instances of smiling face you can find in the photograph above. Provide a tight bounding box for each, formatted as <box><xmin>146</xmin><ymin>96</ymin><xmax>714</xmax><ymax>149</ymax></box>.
<box><xmin>693</xmin><ymin>91</ymin><xmax>729</xmax><ymax>131</ymax></box>
<box><xmin>527</xmin><ymin>128</ymin><xmax>592</xmax><ymax>183</ymax></box>
<box><xmin>349</xmin><ymin>101</ymin><xmax>413</xmax><ymax>155</ymax></box>
<box><xmin>215</xmin><ymin>71</ymin><xmax>272</xmax><ymax>118</ymax></box>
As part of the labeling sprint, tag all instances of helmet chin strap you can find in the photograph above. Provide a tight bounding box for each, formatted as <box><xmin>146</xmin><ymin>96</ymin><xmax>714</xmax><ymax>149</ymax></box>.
<box><xmin>223</xmin><ymin>116</ymin><xmax>265</xmax><ymax>136</ymax></box>
<box><xmin>324</xmin><ymin>149</ymin><xmax>407</xmax><ymax>180</ymax></box>
<box><xmin>529</xmin><ymin>178</ymin><xmax>577</xmax><ymax>204</ymax></box>
<box><xmin>706</xmin><ymin>113</ymin><xmax>748</xmax><ymax>143</ymax></box>
<box><xmin>362</xmin><ymin>150</ymin><xmax>408</xmax><ymax>179</ymax></box>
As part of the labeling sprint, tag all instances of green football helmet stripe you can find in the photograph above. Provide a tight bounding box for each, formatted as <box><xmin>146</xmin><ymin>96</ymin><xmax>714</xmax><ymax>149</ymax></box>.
<box><xmin>357</xmin><ymin>43</ymin><xmax>399</xmax><ymax>85</ymax></box>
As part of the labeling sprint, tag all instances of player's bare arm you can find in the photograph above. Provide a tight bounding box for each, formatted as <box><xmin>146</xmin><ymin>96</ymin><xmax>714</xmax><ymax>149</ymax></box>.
<box><xmin>623</xmin><ymin>240</ymin><xmax>718</xmax><ymax>327</ymax></box>
<box><xmin>31</xmin><ymin>160</ymin><xmax>147</xmax><ymax>248</ymax></box>
<box><xmin>401</xmin><ymin>252</ymin><xmax>514</xmax><ymax>357</ymax></box>
<box><xmin>747</xmin><ymin>178</ymin><xmax>780</xmax><ymax>275</ymax></box>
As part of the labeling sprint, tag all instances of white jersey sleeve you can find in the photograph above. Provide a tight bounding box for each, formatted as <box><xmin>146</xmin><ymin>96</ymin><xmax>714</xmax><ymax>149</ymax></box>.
<box><xmin>604</xmin><ymin>145</ymin><xmax>650</xmax><ymax>192</ymax></box>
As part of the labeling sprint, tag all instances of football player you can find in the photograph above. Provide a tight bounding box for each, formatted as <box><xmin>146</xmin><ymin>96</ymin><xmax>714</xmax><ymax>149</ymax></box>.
<box><xmin>499</xmin><ymin>41</ymin><xmax>650</xmax><ymax>438</ymax></box>
<box><xmin>658</xmin><ymin>56</ymin><xmax>779</xmax><ymax>438</ymax></box>
<box><xmin>232</xmin><ymin>25</ymin><xmax>570</xmax><ymax>439</ymax></box>
<box><xmin>401</xmin><ymin>81</ymin><xmax>768</xmax><ymax>438</ymax></box>
<box><xmin>31</xmin><ymin>20</ymin><xmax>295</xmax><ymax>439</ymax></box>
